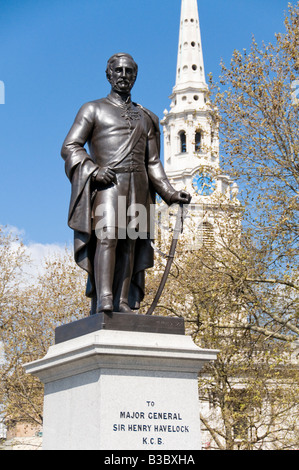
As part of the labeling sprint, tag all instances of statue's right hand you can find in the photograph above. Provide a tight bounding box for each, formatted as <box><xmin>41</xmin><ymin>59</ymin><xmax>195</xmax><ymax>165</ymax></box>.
<box><xmin>93</xmin><ymin>167</ymin><xmax>116</xmax><ymax>185</ymax></box>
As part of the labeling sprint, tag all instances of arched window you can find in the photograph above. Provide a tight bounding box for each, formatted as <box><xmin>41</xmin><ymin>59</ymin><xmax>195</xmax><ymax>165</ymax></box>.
<box><xmin>195</xmin><ymin>131</ymin><xmax>201</xmax><ymax>152</ymax></box>
<box><xmin>201</xmin><ymin>222</ymin><xmax>214</xmax><ymax>247</ymax></box>
<box><xmin>179</xmin><ymin>131</ymin><xmax>187</xmax><ymax>153</ymax></box>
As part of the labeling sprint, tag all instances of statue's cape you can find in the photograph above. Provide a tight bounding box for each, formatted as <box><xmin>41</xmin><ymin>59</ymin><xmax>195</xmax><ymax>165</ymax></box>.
<box><xmin>64</xmin><ymin>105</ymin><xmax>159</xmax><ymax>308</ymax></box>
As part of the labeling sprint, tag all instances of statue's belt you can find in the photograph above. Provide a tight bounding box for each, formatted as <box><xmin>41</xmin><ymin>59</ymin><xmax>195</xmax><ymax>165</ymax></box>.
<box><xmin>112</xmin><ymin>164</ymin><xmax>145</xmax><ymax>173</ymax></box>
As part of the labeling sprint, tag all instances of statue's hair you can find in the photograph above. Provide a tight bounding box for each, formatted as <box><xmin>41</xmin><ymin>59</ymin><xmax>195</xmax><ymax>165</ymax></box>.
<box><xmin>106</xmin><ymin>53</ymin><xmax>138</xmax><ymax>81</ymax></box>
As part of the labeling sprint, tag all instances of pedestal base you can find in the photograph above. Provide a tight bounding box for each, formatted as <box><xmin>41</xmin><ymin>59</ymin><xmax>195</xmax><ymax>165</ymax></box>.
<box><xmin>24</xmin><ymin>319</ymin><xmax>218</xmax><ymax>450</ymax></box>
<box><xmin>55</xmin><ymin>311</ymin><xmax>185</xmax><ymax>343</ymax></box>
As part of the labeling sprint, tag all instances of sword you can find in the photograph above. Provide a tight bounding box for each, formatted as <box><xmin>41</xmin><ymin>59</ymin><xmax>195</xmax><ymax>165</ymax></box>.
<box><xmin>146</xmin><ymin>203</ymin><xmax>186</xmax><ymax>316</ymax></box>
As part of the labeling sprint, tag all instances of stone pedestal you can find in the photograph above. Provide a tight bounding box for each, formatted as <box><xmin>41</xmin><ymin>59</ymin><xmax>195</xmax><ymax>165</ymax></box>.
<box><xmin>24</xmin><ymin>315</ymin><xmax>218</xmax><ymax>450</ymax></box>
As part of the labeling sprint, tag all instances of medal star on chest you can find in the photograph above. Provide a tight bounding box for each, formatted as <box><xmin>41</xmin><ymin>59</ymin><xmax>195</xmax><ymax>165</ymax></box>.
<box><xmin>120</xmin><ymin>105</ymin><xmax>141</xmax><ymax>123</ymax></box>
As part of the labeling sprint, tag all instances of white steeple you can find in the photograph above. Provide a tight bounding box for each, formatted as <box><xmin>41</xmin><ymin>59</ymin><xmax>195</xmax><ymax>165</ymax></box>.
<box><xmin>159</xmin><ymin>0</ymin><xmax>240</xmax><ymax>250</ymax></box>
<box><xmin>161</xmin><ymin>0</ymin><xmax>218</xmax><ymax>186</ymax></box>
<box><xmin>174</xmin><ymin>0</ymin><xmax>207</xmax><ymax>94</ymax></box>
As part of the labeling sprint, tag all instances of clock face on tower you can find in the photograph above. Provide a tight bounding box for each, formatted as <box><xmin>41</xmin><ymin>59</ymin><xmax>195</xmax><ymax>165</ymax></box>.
<box><xmin>192</xmin><ymin>173</ymin><xmax>216</xmax><ymax>196</ymax></box>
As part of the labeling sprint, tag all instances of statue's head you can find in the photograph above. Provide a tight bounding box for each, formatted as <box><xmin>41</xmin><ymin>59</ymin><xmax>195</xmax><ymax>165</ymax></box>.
<box><xmin>106</xmin><ymin>53</ymin><xmax>138</xmax><ymax>94</ymax></box>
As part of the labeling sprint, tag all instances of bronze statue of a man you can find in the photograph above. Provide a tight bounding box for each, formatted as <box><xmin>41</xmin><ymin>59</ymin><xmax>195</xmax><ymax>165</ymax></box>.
<box><xmin>61</xmin><ymin>53</ymin><xmax>190</xmax><ymax>315</ymax></box>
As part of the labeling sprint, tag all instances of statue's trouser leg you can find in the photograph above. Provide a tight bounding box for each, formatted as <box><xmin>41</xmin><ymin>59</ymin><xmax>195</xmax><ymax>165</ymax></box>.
<box><xmin>118</xmin><ymin>237</ymin><xmax>136</xmax><ymax>312</ymax></box>
<box><xmin>94</xmin><ymin>228</ymin><xmax>117</xmax><ymax>313</ymax></box>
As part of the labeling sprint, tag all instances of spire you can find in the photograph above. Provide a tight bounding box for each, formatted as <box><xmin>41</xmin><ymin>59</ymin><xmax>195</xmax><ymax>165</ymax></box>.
<box><xmin>174</xmin><ymin>0</ymin><xmax>207</xmax><ymax>93</ymax></box>
<box><xmin>161</xmin><ymin>0</ymin><xmax>239</xmax><ymax>222</ymax></box>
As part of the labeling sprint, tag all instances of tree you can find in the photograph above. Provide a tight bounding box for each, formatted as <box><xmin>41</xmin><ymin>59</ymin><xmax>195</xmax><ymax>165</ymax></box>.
<box><xmin>0</xmin><ymin>228</ymin><xmax>90</xmax><ymax>429</ymax></box>
<box><xmin>0</xmin><ymin>227</ymin><xmax>29</xmax><ymax>333</ymax></box>
<box><xmin>208</xmin><ymin>1</ymin><xmax>299</xmax><ymax>342</ymax></box>
<box><xmin>0</xmin><ymin>227</ymin><xmax>31</xmax><ymax>431</ymax></box>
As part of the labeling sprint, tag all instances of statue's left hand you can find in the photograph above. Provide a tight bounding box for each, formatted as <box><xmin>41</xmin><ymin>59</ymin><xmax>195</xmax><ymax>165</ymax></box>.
<box><xmin>170</xmin><ymin>190</ymin><xmax>191</xmax><ymax>205</ymax></box>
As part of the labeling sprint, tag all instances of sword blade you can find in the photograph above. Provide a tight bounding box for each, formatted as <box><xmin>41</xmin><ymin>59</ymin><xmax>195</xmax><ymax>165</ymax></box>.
<box><xmin>146</xmin><ymin>203</ymin><xmax>184</xmax><ymax>316</ymax></box>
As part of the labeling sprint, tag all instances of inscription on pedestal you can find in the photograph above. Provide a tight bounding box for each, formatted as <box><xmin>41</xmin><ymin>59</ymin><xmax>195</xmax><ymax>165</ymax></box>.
<box><xmin>111</xmin><ymin>400</ymin><xmax>192</xmax><ymax>448</ymax></box>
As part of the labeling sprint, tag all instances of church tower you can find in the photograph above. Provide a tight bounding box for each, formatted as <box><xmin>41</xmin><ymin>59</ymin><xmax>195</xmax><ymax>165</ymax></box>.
<box><xmin>160</xmin><ymin>0</ymin><xmax>240</xmax><ymax>248</ymax></box>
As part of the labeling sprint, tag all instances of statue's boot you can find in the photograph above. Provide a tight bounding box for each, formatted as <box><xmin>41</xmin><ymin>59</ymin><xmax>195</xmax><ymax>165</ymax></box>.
<box><xmin>119</xmin><ymin>299</ymin><xmax>134</xmax><ymax>313</ymax></box>
<box><xmin>97</xmin><ymin>294</ymin><xmax>114</xmax><ymax>313</ymax></box>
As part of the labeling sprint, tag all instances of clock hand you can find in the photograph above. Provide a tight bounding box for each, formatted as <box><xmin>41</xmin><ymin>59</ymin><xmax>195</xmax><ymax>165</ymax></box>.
<box><xmin>201</xmin><ymin>182</ymin><xmax>208</xmax><ymax>193</ymax></box>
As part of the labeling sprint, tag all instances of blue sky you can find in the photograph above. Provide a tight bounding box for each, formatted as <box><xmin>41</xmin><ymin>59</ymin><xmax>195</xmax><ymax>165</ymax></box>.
<box><xmin>0</xmin><ymin>0</ymin><xmax>291</xmax><ymax>247</ymax></box>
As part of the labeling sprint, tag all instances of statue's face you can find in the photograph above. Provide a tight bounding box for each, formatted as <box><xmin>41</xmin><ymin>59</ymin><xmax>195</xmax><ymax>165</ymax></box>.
<box><xmin>109</xmin><ymin>56</ymin><xmax>136</xmax><ymax>94</ymax></box>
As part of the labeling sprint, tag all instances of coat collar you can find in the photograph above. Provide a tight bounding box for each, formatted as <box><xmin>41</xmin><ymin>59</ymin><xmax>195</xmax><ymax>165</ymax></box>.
<box><xmin>107</xmin><ymin>91</ymin><xmax>132</xmax><ymax>108</ymax></box>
